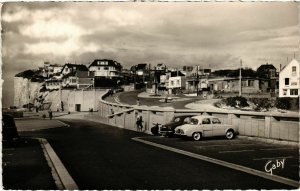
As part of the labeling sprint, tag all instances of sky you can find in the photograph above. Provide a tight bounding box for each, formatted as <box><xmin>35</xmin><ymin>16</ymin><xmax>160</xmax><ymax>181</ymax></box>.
<box><xmin>1</xmin><ymin>2</ymin><xmax>299</xmax><ymax>107</ymax></box>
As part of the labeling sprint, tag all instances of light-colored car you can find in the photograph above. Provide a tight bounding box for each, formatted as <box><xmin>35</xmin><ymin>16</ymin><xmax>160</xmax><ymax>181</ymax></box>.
<box><xmin>174</xmin><ymin>115</ymin><xmax>238</xmax><ymax>141</ymax></box>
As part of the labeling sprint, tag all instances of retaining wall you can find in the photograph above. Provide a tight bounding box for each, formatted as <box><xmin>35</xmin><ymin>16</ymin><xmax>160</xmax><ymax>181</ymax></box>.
<box><xmin>98</xmin><ymin>91</ymin><xmax>299</xmax><ymax>142</ymax></box>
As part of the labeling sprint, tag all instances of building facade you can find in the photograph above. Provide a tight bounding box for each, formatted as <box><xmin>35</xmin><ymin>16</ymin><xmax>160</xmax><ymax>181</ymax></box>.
<box><xmin>88</xmin><ymin>59</ymin><xmax>122</xmax><ymax>78</ymax></box>
<box><xmin>279</xmin><ymin>59</ymin><xmax>300</xmax><ymax>97</ymax></box>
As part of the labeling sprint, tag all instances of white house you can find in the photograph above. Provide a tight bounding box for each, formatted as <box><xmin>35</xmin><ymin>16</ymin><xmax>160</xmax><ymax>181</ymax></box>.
<box><xmin>88</xmin><ymin>59</ymin><xmax>122</xmax><ymax>78</ymax></box>
<box><xmin>165</xmin><ymin>71</ymin><xmax>186</xmax><ymax>94</ymax></box>
<box><xmin>279</xmin><ymin>59</ymin><xmax>300</xmax><ymax>97</ymax></box>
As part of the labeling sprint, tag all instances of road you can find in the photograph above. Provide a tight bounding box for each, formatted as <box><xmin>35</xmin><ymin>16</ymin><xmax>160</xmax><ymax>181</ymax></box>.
<box><xmin>21</xmin><ymin>119</ymin><xmax>298</xmax><ymax>190</ymax></box>
<box><xmin>115</xmin><ymin>90</ymin><xmax>203</xmax><ymax>109</ymax></box>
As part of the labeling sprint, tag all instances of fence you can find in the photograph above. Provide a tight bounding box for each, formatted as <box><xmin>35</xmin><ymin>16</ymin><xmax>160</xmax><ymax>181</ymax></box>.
<box><xmin>98</xmin><ymin>90</ymin><xmax>299</xmax><ymax>142</ymax></box>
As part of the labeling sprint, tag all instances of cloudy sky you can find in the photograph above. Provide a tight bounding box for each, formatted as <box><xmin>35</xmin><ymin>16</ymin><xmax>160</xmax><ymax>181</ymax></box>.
<box><xmin>1</xmin><ymin>2</ymin><xmax>299</xmax><ymax>107</ymax></box>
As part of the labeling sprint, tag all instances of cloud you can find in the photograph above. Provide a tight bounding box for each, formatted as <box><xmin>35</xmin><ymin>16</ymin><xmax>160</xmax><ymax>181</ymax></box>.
<box><xmin>1</xmin><ymin>2</ymin><xmax>299</xmax><ymax>107</ymax></box>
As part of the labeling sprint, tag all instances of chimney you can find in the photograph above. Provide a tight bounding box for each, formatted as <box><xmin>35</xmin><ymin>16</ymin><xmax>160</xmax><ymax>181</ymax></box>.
<box><xmin>279</xmin><ymin>64</ymin><xmax>282</xmax><ymax>72</ymax></box>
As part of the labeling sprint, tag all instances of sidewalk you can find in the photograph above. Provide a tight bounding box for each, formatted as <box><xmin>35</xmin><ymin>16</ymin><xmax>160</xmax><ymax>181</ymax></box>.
<box><xmin>3</xmin><ymin>118</ymin><xmax>71</xmax><ymax>189</ymax></box>
<box><xmin>15</xmin><ymin>118</ymin><xmax>69</xmax><ymax>132</ymax></box>
<box><xmin>3</xmin><ymin>138</ymin><xmax>57</xmax><ymax>190</ymax></box>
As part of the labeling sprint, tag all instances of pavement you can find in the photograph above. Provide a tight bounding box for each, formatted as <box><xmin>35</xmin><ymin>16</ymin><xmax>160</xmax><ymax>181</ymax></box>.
<box><xmin>2</xmin><ymin>118</ymin><xmax>70</xmax><ymax>190</ymax></box>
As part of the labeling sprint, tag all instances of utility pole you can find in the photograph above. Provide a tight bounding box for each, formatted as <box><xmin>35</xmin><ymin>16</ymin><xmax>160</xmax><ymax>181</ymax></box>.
<box><xmin>239</xmin><ymin>59</ymin><xmax>242</xmax><ymax>96</ymax></box>
<box><xmin>196</xmin><ymin>65</ymin><xmax>199</xmax><ymax>96</ymax></box>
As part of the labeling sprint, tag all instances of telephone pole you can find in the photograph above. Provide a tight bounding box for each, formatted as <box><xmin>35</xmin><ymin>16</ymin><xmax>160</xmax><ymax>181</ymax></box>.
<box><xmin>239</xmin><ymin>59</ymin><xmax>242</xmax><ymax>96</ymax></box>
<box><xmin>196</xmin><ymin>65</ymin><xmax>199</xmax><ymax>96</ymax></box>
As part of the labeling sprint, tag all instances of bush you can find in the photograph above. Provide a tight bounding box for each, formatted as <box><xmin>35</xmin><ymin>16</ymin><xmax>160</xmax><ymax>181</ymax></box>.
<box><xmin>250</xmin><ymin>98</ymin><xmax>272</xmax><ymax>111</ymax></box>
<box><xmin>223</xmin><ymin>96</ymin><xmax>249</xmax><ymax>108</ymax></box>
<box><xmin>275</xmin><ymin>97</ymin><xmax>299</xmax><ymax>110</ymax></box>
<box><xmin>275</xmin><ymin>97</ymin><xmax>291</xmax><ymax>110</ymax></box>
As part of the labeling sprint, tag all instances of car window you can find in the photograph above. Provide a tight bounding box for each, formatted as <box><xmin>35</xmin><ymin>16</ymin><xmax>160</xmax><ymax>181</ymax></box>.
<box><xmin>173</xmin><ymin>117</ymin><xmax>180</xmax><ymax>122</ymax></box>
<box><xmin>190</xmin><ymin>118</ymin><xmax>198</xmax><ymax>125</ymax></box>
<box><xmin>183</xmin><ymin>117</ymin><xmax>191</xmax><ymax>124</ymax></box>
<box><xmin>202</xmin><ymin>118</ymin><xmax>211</xmax><ymax>124</ymax></box>
<box><xmin>212</xmin><ymin>118</ymin><xmax>221</xmax><ymax>124</ymax></box>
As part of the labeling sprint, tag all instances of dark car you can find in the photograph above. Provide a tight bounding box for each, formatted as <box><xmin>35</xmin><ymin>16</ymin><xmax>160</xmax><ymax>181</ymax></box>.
<box><xmin>2</xmin><ymin>114</ymin><xmax>19</xmax><ymax>142</ymax></box>
<box><xmin>158</xmin><ymin>115</ymin><xmax>195</xmax><ymax>137</ymax></box>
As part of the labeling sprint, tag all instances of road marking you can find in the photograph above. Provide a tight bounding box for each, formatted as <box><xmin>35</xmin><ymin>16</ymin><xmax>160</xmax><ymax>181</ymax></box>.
<box><xmin>260</xmin><ymin>148</ymin><xmax>297</xmax><ymax>151</ymax></box>
<box><xmin>219</xmin><ymin>150</ymin><xmax>255</xmax><ymax>153</ymax></box>
<box><xmin>253</xmin><ymin>156</ymin><xmax>294</xmax><ymax>161</ymax></box>
<box><xmin>197</xmin><ymin>143</ymin><xmax>257</xmax><ymax>148</ymax></box>
<box><xmin>38</xmin><ymin>138</ymin><xmax>78</xmax><ymax>190</ymax></box>
<box><xmin>132</xmin><ymin>137</ymin><xmax>299</xmax><ymax>188</ymax></box>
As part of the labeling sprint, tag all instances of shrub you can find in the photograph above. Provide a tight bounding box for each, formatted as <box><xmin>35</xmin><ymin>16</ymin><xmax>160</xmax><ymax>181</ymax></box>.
<box><xmin>275</xmin><ymin>97</ymin><xmax>299</xmax><ymax>110</ymax></box>
<box><xmin>249</xmin><ymin>98</ymin><xmax>272</xmax><ymax>111</ymax></box>
<box><xmin>275</xmin><ymin>97</ymin><xmax>291</xmax><ymax>110</ymax></box>
<box><xmin>223</xmin><ymin>96</ymin><xmax>249</xmax><ymax>108</ymax></box>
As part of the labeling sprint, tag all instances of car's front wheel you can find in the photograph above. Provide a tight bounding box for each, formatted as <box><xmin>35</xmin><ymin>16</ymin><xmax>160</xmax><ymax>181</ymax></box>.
<box><xmin>226</xmin><ymin>130</ymin><xmax>234</xmax><ymax>140</ymax></box>
<box><xmin>192</xmin><ymin>132</ymin><xmax>202</xmax><ymax>141</ymax></box>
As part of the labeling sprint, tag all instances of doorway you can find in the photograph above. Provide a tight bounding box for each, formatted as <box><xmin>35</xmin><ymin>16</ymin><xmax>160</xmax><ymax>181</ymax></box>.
<box><xmin>75</xmin><ymin>104</ymin><xmax>81</xmax><ymax>112</ymax></box>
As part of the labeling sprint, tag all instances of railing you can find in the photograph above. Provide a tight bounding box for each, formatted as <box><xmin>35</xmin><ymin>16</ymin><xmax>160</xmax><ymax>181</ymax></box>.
<box><xmin>97</xmin><ymin>90</ymin><xmax>299</xmax><ymax>142</ymax></box>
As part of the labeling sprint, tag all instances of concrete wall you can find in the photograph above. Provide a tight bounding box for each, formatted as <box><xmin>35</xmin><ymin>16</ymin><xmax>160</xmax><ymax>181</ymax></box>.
<box><xmin>98</xmin><ymin>91</ymin><xmax>299</xmax><ymax>142</ymax></box>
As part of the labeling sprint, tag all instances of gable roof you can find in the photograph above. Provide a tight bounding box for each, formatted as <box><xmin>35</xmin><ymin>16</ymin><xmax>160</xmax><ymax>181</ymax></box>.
<box><xmin>62</xmin><ymin>63</ymin><xmax>88</xmax><ymax>72</ymax></box>
<box><xmin>88</xmin><ymin>59</ymin><xmax>122</xmax><ymax>69</ymax></box>
<box><xmin>280</xmin><ymin>59</ymin><xmax>300</xmax><ymax>74</ymax></box>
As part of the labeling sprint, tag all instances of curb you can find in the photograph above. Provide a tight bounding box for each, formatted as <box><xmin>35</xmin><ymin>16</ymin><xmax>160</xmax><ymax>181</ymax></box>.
<box><xmin>38</xmin><ymin>138</ymin><xmax>78</xmax><ymax>190</ymax></box>
<box><xmin>237</xmin><ymin>136</ymin><xmax>299</xmax><ymax>147</ymax></box>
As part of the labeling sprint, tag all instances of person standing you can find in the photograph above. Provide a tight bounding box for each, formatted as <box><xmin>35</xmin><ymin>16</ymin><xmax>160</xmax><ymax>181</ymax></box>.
<box><xmin>48</xmin><ymin>109</ymin><xmax>53</xmax><ymax>120</ymax></box>
<box><xmin>136</xmin><ymin>113</ymin><xmax>143</xmax><ymax>132</ymax></box>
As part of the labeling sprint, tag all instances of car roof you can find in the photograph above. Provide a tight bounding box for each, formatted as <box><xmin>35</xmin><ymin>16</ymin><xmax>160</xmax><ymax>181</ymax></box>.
<box><xmin>191</xmin><ymin>115</ymin><xmax>217</xmax><ymax>120</ymax></box>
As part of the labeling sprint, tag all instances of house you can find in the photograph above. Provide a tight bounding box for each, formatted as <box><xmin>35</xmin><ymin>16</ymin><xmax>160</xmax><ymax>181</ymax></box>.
<box><xmin>62</xmin><ymin>73</ymin><xmax>78</xmax><ymax>88</ymax></box>
<box><xmin>61</xmin><ymin>63</ymin><xmax>88</xmax><ymax>76</ymax></box>
<box><xmin>155</xmin><ymin>63</ymin><xmax>167</xmax><ymax>71</ymax></box>
<box><xmin>88</xmin><ymin>59</ymin><xmax>122</xmax><ymax>78</ymax></box>
<box><xmin>131</xmin><ymin>63</ymin><xmax>148</xmax><ymax>76</ymax></box>
<box><xmin>45</xmin><ymin>79</ymin><xmax>62</xmax><ymax>90</ymax></box>
<box><xmin>206</xmin><ymin>77</ymin><xmax>268</xmax><ymax>94</ymax></box>
<box><xmin>76</xmin><ymin>71</ymin><xmax>94</xmax><ymax>89</ymax></box>
<box><xmin>48</xmin><ymin>64</ymin><xmax>63</xmax><ymax>77</ymax></box>
<box><xmin>256</xmin><ymin>63</ymin><xmax>278</xmax><ymax>92</ymax></box>
<box><xmin>279</xmin><ymin>59</ymin><xmax>300</xmax><ymax>97</ymax></box>
<box><xmin>165</xmin><ymin>71</ymin><xmax>186</xmax><ymax>94</ymax></box>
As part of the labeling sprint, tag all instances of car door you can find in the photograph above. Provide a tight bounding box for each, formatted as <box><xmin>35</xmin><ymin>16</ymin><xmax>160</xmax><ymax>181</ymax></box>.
<box><xmin>201</xmin><ymin>118</ymin><xmax>212</xmax><ymax>137</ymax></box>
<box><xmin>212</xmin><ymin>118</ymin><xmax>224</xmax><ymax>136</ymax></box>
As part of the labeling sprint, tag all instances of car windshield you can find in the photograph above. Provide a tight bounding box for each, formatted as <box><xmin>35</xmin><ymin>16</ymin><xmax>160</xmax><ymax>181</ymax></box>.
<box><xmin>190</xmin><ymin>118</ymin><xmax>198</xmax><ymax>125</ymax></box>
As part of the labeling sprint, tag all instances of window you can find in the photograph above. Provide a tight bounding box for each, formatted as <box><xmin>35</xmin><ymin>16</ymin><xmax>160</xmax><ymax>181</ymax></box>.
<box><xmin>177</xmin><ymin>80</ymin><xmax>180</xmax><ymax>86</ymax></box>
<box><xmin>212</xmin><ymin>118</ymin><xmax>221</xmax><ymax>124</ymax></box>
<box><xmin>173</xmin><ymin>117</ymin><xmax>180</xmax><ymax>122</ymax></box>
<box><xmin>292</xmin><ymin>66</ymin><xmax>296</xmax><ymax>75</ymax></box>
<box><xmin>104</xmin><ymin>66</ymin><xmax>109</xmax><ymax>70</ymax></box>
<box><xmin>270</xmin><ymin>70</ymin><xmax>275</xmax><ymax>78</ymax></box>
<box><xmin>183</xmin><ymin>117</ymin><xmax>191</xmax><ymax>124</ymax></box>
<box><xmin>290</xmin><ymin>89</ymin><xmax>298</xmax><ymax>95</ymax></box>
<box><xmin>202</xmin><ymin>118</ymin><xmax>211</xmax><ymax>124</ymax></box>
<box><xmin>190</xmin><ymin>118</ymin><xmax>198</xmax><ymax>125</ymax></box>
<box><xmin>283</xmin><ymin>89</ymin><xmax>287</xmax><ymax>96</ymax></box>
<box><xmin>285</xmin><ymin>78</ymin><xmax>290</xmax><ymax>86</ymax></box>
<box><xmin>171</xmin><ymin>81</ymin><xmax>174</xmax><ymax>86</ymax></box>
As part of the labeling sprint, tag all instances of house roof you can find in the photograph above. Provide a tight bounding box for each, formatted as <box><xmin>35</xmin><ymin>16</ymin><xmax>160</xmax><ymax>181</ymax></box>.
<box><xmin>62</xmin><ymin>64</ymin><xmax>88</xmax><ymax>71</ymax></box>
<box><xmin>257</xmin><ymin>64</ymin><xmax>276</xmax><ymax>71</ymax></box>
<box><xmin>88</xmin><ymin>59</ymin><xmax>122</xmax><ymax>69</ymax></box>
<box><xmin>280</xmin><ymin>59</ymin><xmax>300</xmax><ymax>74</ymax></box>
<box><xmin>169</xmin><ymin>71</ymin><xmax>185</xmax><ymax>77</ymax></box>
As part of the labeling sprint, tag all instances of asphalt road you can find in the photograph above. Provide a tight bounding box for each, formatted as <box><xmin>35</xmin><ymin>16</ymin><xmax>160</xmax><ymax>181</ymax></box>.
<box><xmin>116</xmin><ymin>90</ymin><xmax>202</xmax><ymax>109</ymax></box>
<box><xmin>21</xmin><ymin>119</ymin><xmax>297</xmax><ymax>190</ymax></box>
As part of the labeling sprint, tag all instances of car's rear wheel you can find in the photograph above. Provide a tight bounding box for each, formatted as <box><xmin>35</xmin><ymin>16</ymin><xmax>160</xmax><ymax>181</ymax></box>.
<box><xmin>226</xmin><ymin>130</ymin><xmax>234</xmax><ymax>139</ymax></box>
<box><xmin>192</xmin><ymin>132</ymin><xmax>202</xmax><ymax>141</ymax></box>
